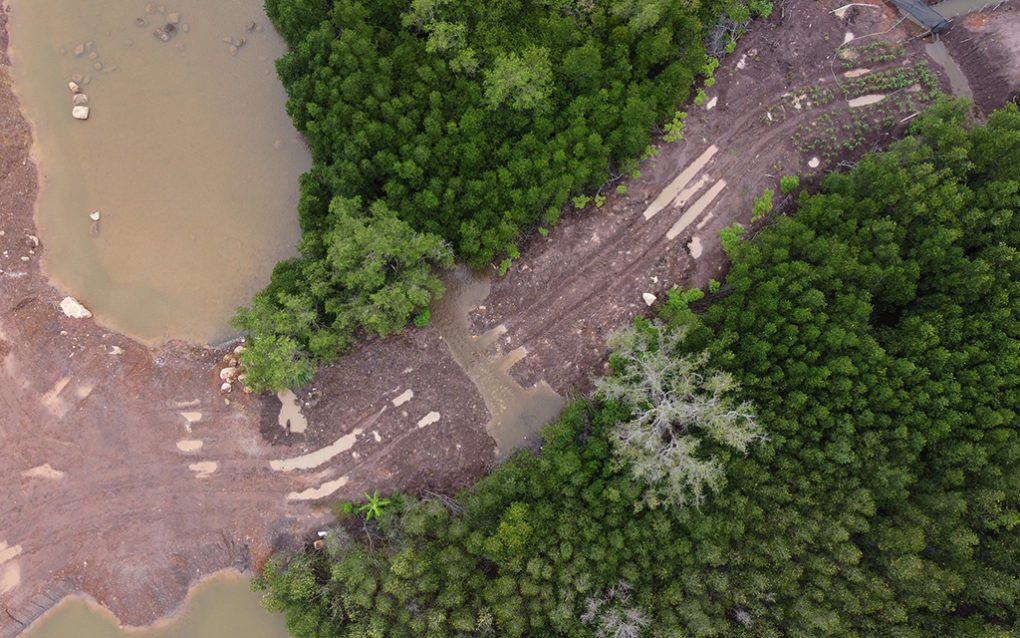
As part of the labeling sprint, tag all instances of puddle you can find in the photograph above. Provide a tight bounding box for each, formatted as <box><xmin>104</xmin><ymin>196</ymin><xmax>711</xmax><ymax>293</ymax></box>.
<box><xmin>848</xmin><ymin>93</ymin><xmax>887</xmax><ymax>108</ymax></box>
<box><xmin>666</xmin><ymin>180</ymin><xmax>727</xmax><ymax>240</ymax></box>
<box><xmin>8</xmin><ymin>0</ymin><xmax>310</xmax><ymax>343</ymax></box>
<box><xmin>21</xmin><ymin>571</ymin><xmax>289</xmax><ymax>638</ymax></box>
<box><xmin>188</xmin><ymin>461</ymin><xmax>217</xmax><ymax>478</ymax></box>
<box><xmin>287</xmin><ymin>475</ymin><xmax>348</xmax><ymax>501</ymax></box>
<box><xmin>22</xmin><ymin>464</ymin><xmax>66</xmax><ymax>480</ymax></box>
<box><xmin>431</xmin><ymin>266</ymin><xmax>565</xmax><ymax>456</ymax></box>
<box><xmin>925</xmin><ymin>40</ymin><xmax>974</xmax><ymax>99</ymax></box>
<box><xmin>276</xmin><ymin>389</ymin><xmax>307</xmax><ymax>433</ymax></box>
<box><xmin>642</xmin><ymin>145</ymin><xmax>719</xmax><ymax>220</ymax></box>
<box><xmin>270</xmin><ymin>427</ymin><xmax>365</xmax><ymax>472</ymax></box>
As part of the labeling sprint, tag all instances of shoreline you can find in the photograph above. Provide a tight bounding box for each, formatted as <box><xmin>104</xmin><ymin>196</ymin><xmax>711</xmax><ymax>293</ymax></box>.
<box><xmin>18</xmin><ymin>569</ymin><xmax>260</xmax><ymax>636</ymax></box>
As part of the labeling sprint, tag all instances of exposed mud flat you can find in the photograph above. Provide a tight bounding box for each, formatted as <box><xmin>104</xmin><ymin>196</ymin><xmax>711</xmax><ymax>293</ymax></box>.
<box><xmin>7</xmin><ymin>0</ymin><xmax>310</xmax><ymax>343</ymax></box>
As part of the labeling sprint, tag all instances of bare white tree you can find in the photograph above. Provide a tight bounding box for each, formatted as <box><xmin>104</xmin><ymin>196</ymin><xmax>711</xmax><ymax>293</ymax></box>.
<box><xmin>582</xmin><ymin>582</ymin><xmax>650</xmax><ymax>638</ymax></box>
<box><xmin>595</xmin><ymin>320</ymin><xmax>765</xmax><ymax>508</ymax></box>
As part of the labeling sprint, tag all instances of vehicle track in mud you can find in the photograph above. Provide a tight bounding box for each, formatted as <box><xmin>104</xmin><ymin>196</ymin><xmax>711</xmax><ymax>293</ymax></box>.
<box><xmin>2</xmin><ymin>0</ymin><xmax>1017</xmax><ymax>634</ymax></box>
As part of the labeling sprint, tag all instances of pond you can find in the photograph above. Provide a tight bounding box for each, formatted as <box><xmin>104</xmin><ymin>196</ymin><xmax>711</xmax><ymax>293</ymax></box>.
<box><xmin>22</xmin><ymin>572</ymin><xmax>290</xmax><ymax>638</ymax></box>
<box><xmin>9</xmin><ymin>0</ymin><xmax>310</xmax><ymax>343</ymax></box>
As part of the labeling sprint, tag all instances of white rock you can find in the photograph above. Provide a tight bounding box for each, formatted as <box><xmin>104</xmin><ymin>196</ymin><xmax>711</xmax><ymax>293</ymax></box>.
<box><xmin>642</xmin><ymin>292</ymin><xmax>657</xmax><ymax>306</ymax></box>
<box><xmin>60</xmin><ymin>296</ymin><xmax>93</xmax><ymax>319</ymax></box>
<box><xmin>109</xmin><ymin>345</ymin><xmax>125</xmax><ymax>355</ymax></box>
<box><xmin>68</xmin><ymin>81</ymin><xmax>82</xmax><ymax>93</ymax></box>
<box><xmin>219</xmin><ymin>366</ymin><xmax>238</xmax><ymax>380</ymax></box>
<box><xmin>72</xmin><ymin>105</ymin><xmax>90</xmax><ymax>120</ymax></box>
<box><xmin>220</xmin><ymin>382</ymin><xmax>233</xmax><ymax>393</ymax></box>
<box><xmin>89</xmin><ymin>210</ymin><xmax>101</xmax><ymax>221</ymax></box>
<box><xmin>72</xmin><ymin>93</ymin><xmax>89</xmax><ymax>106</ymax></box>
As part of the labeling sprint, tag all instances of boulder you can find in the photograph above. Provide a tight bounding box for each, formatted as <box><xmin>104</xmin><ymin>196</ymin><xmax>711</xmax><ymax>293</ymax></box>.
<box><xmin>642</xmin><ymin>292</ymin><xmax>657</xmax><ymax>307</ymax></box>
<box><xmin>68</xmin><ymin>81</ymin><xmax>82</xmax><ymax>93</ymax></box>
<box><xmin>220</xmin><ymin>382</ymin><xmax>232</xmax><ymax>393</ymax></box>
<box><xmin>89</xmin><ymin>211</ymin><xmax>101</xmax><ymax>221</ymax></box>
<box><xmin>72</xmin><ymin>105</ymin><xmax>90</xmax><ymax>120</ymax></box>
<box><xmin>60</xmin><ymin>297</ymin><xmax>93</xmax><ymax>319</ymax></box>
<box><xmin>219</xmin><ymin>366</ymin><xmax>238</xmax><ymax>381</ymax></box>
<box><xmin>72</xmin><ymin>94</ymin><xmax>89</xmax><ymax>106</ymax></box>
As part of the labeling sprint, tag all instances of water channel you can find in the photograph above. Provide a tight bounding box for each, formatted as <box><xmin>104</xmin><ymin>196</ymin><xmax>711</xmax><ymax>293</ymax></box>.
<box><xmin>9</xmin><ymin>0</ymin><xmax>310</xmax><ymax>343</ymax></box>
<box><xmin>21</xmin><ymin>572</ymin><xmax>290</xmax><ymax>638</ymax></box>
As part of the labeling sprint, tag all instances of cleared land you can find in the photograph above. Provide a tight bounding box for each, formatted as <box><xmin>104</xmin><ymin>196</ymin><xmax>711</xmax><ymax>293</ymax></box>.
<box><xmin>2</xmin><ymin>0</ymin><xmax>1018</xmax><ymax>634</ymax></box>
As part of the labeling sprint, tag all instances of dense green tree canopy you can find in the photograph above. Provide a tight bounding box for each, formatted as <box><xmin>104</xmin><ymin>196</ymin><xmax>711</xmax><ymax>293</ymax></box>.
<box><xmin>256</xmin><ymin>102</ymin><xmax>1020</xmax><ymax>636</ymax></box>
<box><xmin>239</xmin><ymin>0</ymin><xmax>742</xmax><ymax>389</ymax></box>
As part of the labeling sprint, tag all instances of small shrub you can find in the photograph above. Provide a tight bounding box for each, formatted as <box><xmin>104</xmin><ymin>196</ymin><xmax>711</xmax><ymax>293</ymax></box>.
<box><xmin>694</xmin><ymin>89</ymin><xmax>708</xmax><ymax>106</ymax></box>
<box><xmin>594</xmin><ymin>194</ymin><xmax>607</xmax><ymax>208</ymax></box>
<box><xmin>751</xmin><ymin>187</ymin><xmax>774</xmax><ymax>221</ymax></box>
<box><xmin>413</xmin><ymin>308</ymin><xmax>431</xmax><ymax>327</ymax></box>
<box><xmin>616</xmin><ymin>184</ymin><xmax>628</xmax><ymax>195</ymax></box>
<box><xmin>572</xmin><ymin>194</ymin><xmax>591</xmax><ymax>209</ymax></box>
<box><xmin>724</xmin><ymin>40</ymin><xmax>737</xmax><ymax>54</ymax></box>
<box><xmin>720</xmin><ymin>222</ymin><xmax>744</xmax><ymax>258</ymax></box>
<box><xmin>499</xmin><ymin>258</ymin><xmax>513</xmax><ymax>276</ymax></box>
<box><xmin>708</xmin><ymin>279</ymin><xmax>721</xmax><ymax>293</ymax></box>
<box><xmin>779</xmin><ymin>174</ymin><xmax>800</xmax><ymax>194</ymax></box>
<box><xmin>538</xmin><ymin>226</ymin><xmax>549</xmax><ymax>237</ymax></box>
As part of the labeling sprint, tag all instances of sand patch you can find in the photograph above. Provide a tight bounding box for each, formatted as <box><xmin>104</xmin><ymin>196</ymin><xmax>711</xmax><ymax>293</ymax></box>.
<box><xmin>391</xmin><ymin>389</ymin><xmax>414</xmax><ymax>407</ymax></box>
<box><xmin>0</xmin><ymin>542</ymin><xmax>23</xmax><ymax>566</ymax></box>
<box><xmin>189</xmin><ymin>462</ymin><xmax>218</xmax><ymax>479</ymax></box>
<box><xmin>180</xmin><ymin>411</ymin><xmax>202</xmax><ymax>424</ymax></box>
<box><xmin>642</xmin><ymin>145</ymin><xmax>719</xmax><ymax>220</ymax></box>
<box><xmin>287</xmin><ymin>475</ymin><xmax>349</xmax><ymax>501</ymax></box>
<box><xmin>844</xmin><ymin>67</ymin><xmax>871</xmax><ymax>78</ymax></box>
<box><xmin>277</xmin><ymin>389</ymin><xmax>308</xmax><ymax>433</ymax></box>
<box><xmin>0</xmin><ymin>563</ymin><xmax>19</xmax><ymax>595</ymax></box>
<box><xmin>41</xmin><ymin>376</ymin><xmax>71</xmax><ymax>418</ymax></box>
<box><xmin>688</xmin><ymin>236</ymin><xmax>704</xmax><ymax>258</ymax></box>
<box><xmin>417</xmin><ymin>411</ymin><xmax>441</xmax><ymax>428</ymax></box>
<box><xmin>666</xmin><ymin>180</ymin><xmax>727</xmax><ymax>241</ymax></box>
<box><xmin>270</xmin><ymin>428</ymin><xmax>364</xmax><ymax>472</ymax></box>
<box><xmin>848</xmin><ymin>93</ymin><xmax>886</xmax><ymax>108</ymax></box>
<box><xmin>176</xmin><ymin>440</ymin><xmax>204</xmax><ymax>452</ymax></box>
<box><xmin>22</xmin><ymin>464</ymin><xmax>65</xmax><ymax>480</ymax></box>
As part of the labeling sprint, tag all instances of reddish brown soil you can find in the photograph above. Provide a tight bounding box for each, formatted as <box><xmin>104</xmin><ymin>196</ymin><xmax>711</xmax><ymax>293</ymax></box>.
<box><xmin>943</xmin><ymin>2</ymin><xmax>1020</xmax><ymax>114</ymax></box>
<box><xmin>1</xmin><ymin>0</ymin><xmax>1017</xmax><ymax>635</ymax></box>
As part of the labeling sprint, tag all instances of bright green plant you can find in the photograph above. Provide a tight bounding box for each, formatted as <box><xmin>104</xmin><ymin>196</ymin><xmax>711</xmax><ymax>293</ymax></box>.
<box><xmin>779</xmin><ymin>174</ymin><xmax>800</xmax><ymax>194</ymax></box>
<box><xmin>752</xmin><ymin>187</ymin><xmax>774</xmax><ymax>221</ymax></box>
<box><xmin>413</xmin><ymin>308</ymin><xmax>431</xmax><ymax>327</ymax></box>
<box><xmin>357</xmin><ymin>490</ymin><xmax>392</xmax><ymax>521</ymax></box>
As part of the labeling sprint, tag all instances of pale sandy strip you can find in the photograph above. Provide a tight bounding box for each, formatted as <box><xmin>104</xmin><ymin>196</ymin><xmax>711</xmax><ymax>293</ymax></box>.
<box><xmin>666</xmin><ymin>180</ymin><xmax>727</xmax><ymax>240</ymax></box>
<box><xmin>642</xmin><ymin>145</ymin><xmax>719</xmax><ymax>220</ymax></box>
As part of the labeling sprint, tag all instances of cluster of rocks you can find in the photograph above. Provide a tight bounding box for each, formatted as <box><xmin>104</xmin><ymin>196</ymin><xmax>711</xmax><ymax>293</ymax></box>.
<box><xmin>224</xmin><ymin>20</ymin><xmax>262</xmax><ymax>55</ymax></box>
<box><xmin>68</xmin><ymin>80</ymin><xmax>90</xmax><ymax>120</ymax></box>
<box><xmin>218</xmin><ymin>344</ymin><xmax>250</xmax><ymax>394</ymax></box>
<box><xmin>138</xmin><ymin>5</ymin><xmax>188</xmax><ymax>42</ymax></box>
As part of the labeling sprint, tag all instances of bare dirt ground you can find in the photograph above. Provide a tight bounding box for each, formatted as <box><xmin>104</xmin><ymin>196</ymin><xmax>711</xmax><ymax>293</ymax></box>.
<box><xmin>1</xmin><ymin>0</ymin><xmax>1018</xmax><ymax>634</ymax></box>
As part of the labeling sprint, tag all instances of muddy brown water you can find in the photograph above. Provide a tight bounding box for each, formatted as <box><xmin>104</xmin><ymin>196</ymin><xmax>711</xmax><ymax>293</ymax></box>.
<box><xmin>8</xmin><ymin>0</ymin><xmax>310</xmax><ymax>343</ymax></box>
<box><xmin>21</xmin><ymin>572</ymin><xmax>289</xmax><ymax>638</ymax></box>
<box><xmin>432</xmin><ymin>266</ymin><xmax>565</xmax><ymax>456</ymax></box>
<box><xmin>925</xmin><ymin>40</ymin><xmax>974</xmax><ymax>100</ymax></box>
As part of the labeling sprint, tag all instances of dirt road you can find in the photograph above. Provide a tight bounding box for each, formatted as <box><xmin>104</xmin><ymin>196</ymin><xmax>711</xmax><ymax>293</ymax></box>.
<box><xmin>2</xmin><ymin>0</ymin><xmax>1017</xmax><ymax>634</ymax></box>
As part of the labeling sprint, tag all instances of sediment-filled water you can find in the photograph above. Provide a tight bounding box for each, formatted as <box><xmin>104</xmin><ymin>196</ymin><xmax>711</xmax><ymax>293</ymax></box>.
<box><xmin>9</xmin><ymin>0</ymin><xmax>310</xmax><ymax>343</ymax></box>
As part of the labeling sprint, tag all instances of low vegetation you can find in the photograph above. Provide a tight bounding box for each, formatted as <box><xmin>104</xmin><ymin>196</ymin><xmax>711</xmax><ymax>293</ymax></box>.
<box><xmin>239</xmin><ymin>0</ymin><xmax>770</xmax><ymax>391</ymax></box>
<box><xmin>256</xmin><ymin>101</ymin><xmax>1020</xmax><ymax>636</ymax></box>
